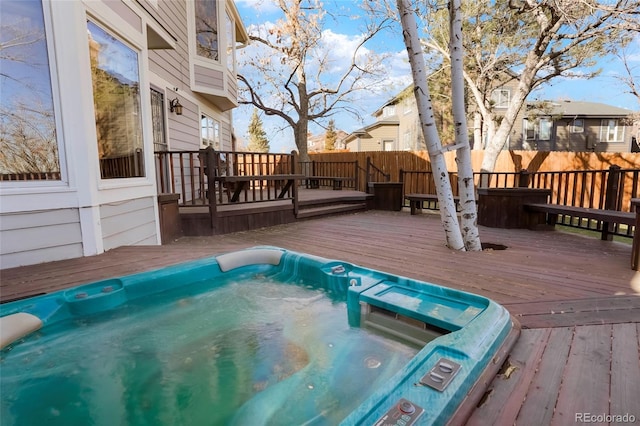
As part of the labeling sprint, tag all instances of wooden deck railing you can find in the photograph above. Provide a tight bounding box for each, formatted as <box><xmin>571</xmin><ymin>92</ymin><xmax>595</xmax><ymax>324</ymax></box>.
<box><xmin>155</xmin><ymin>148</ymin><xmax>299</xmax><ymax>207</ymax></box>
<box><xmin>399</xmin><ymin>166</ymin><xmax>639</xmax><ymax>238</ymax></box>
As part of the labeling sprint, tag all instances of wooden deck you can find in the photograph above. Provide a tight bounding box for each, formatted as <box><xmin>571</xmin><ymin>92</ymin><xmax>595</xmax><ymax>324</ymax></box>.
<box><xmin>1</xmin><ymin>210</ymin><xmax>638</xmax><ymax>423</ymax></box>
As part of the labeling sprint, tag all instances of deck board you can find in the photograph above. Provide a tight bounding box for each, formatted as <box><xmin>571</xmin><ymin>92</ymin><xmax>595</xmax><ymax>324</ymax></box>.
<box><xmin>610</xmin><ymin>323</ymin><xmax>640</xmax><ymax>419</ymax></box>
<box><xmin>1</xmin><ymin>210</ymin><xmax>638</xmax><ymax>423</ymax></box>
<box><xmin>467</xmin><ymin>328</ymin><xmax>551</xmax><ymax>426</ymax></box>
<box><xmin>514</xmin><ymin>327</ymin><xmax>573</xmax><ymax>426</ymax></box>
<box><xmin>553</xmin><ymin>325</ymin><xmax>612</xmax><ymax>423</ymax></box>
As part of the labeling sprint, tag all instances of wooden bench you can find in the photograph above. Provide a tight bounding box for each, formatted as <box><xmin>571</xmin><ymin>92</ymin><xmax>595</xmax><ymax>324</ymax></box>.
<box><xmin>216</xmin><ymin>174</ymin><xmax>305</xmax><ymax>202</ymax></box>
<box><xmin>305</xmin><ymin>176</ymin><xmax>355</xmax><ymax>190</ymax></box>
<box><xmin>525</xmin><ymin>201</ymin><xmax>639</xmax><ymax>271</ymax></box>
<box><xmin>524</xmin><ymin>204</ymin><xmax>634</xmax><ymax>236</ymax></box>
<box><xmin>405</xmin><ymin>193</ymin><xmax>460</xmax><ymax>215</ymax></box>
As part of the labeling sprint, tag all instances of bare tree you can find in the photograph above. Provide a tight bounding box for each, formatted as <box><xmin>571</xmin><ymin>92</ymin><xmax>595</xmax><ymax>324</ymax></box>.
<box><xmin>449</xmin><ymin>0</ymin><xmax>481</xmax><ymax>250</ymax></box>
<box><xmin>237</xmin><ymin>0</ymin><xmax>392</xmax><ymax>160</ymax></box>
<box><xmin>420</xmin><ymin>0</ymin><xmax>640</xmax><ymax>172</ymax></box>
<box><xmin>397</xmin><ymin>0</ymin><xmax>466</xmax><ymax>250</ymax></box>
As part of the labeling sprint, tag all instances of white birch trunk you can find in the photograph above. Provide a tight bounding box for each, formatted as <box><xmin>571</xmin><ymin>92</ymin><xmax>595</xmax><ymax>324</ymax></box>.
<box><xmin>397</xmin><ymin>0</ymin><xmax>465</xmax><ymax>250</ymax></box>
<box><xmin>449</xmin><ymin>0</ymin><xmax>482</xmax><ymax>251</ymax></box>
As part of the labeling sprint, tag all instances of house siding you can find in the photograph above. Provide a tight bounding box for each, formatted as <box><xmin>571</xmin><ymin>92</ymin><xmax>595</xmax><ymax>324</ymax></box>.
<box><xmin>105</xmin><ymin>0</ymin><xmax>142</xmax><ymax>33</ymax></box>
<box><xmin>100</xmin><ymin>196</ymin><xmax>157</xmax><ymax>251</ymax></box>
<box><xmin>195</xmin><ymin>65</ymin><xmax>225</xmax><ymax>91</ymax></box>
<box><xmin>147</xmin><ymin>1</ymin><xmax>190</xmax><ymax>92</ymax></box>
<box><xmin>0</xmin><ymin>209</ymin><xmax>83</xmax><ymax>269</ymax></box>
<box><xmin>0</xmin><ymin>0</ymin><xmax>246</xmax><ymax>268</ymax></box>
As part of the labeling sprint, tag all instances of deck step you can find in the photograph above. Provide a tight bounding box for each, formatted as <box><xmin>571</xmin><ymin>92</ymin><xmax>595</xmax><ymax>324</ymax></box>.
<box><xmin>297</xmin><ymin>203</ymin><xmax>366</xmax><ymax>219</ymax></box>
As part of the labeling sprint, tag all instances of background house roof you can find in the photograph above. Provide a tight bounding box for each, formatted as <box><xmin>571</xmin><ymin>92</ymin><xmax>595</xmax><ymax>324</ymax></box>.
<box><xmin>344</xmin><ymin>119</ymin><xmax>400</xmax><ymax>142</ymax></box>
<box><xmin>533</xmin><ymin>100</ymin><xmax>634</xmax><ymax>118</ymax></box>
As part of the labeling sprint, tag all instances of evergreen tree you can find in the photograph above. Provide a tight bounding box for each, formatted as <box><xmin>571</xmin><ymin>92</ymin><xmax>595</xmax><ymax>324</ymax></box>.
<box><xmin>324</xmin><ymin>120</ymin><xmax>336</xmax><ymax>151</ymax></box>
<box><xmin>246</xmin><ymin>109</ymin><xmax>270</xmax><ymax>152</ymax></box>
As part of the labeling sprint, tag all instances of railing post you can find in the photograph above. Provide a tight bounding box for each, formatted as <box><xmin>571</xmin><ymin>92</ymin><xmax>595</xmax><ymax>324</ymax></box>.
<box><xmin>291</xmin><ymin>150</ymin><xmax>299</xmax><ymax>216</ymax></box>
<box><xmin>518</xmin><ymin>169</ymin><xmax>530</xmax><ymax>188</ymax></box>
<box><xmin>354</xmin><ymin>160</ymin><xmax>359</xmax><ymax>191</ymax></box>
<box><xmin>602</xmin><ymin>165</ymin><xmax>622</xmax><ymax>240</ymax></box>
<box><xmin>202</xmin><ymin>146</ymin><xmax>218</xmax><ymax>232</ymax></box>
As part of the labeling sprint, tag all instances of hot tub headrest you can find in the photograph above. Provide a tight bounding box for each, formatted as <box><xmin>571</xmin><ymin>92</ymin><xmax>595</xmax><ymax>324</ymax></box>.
<box><xmin>0</xmin><ymin>312</ymin><xmax>43</xmax><ymax>350</ymax></box>
<box><xmin>216</xmin><ymin>248</ymin><xmax>284</xmax><ymax>272</ymax></box>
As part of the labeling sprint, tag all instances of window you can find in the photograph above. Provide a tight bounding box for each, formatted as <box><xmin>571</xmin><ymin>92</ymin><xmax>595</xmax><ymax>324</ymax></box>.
<box><xmin>0</xmin><ymin>0</ymin><xmax>61</xmax><ymax>180</ymax></box>
<box><xmin>524</xmin><ymin>119</ymin><xmax>535</xmax><ymax>140</ymax></box>
<box><xmin>600</xmin><ymin>119</ymin><xmax>624</xmax><ymax>142</ymax></box>
<box><xmin>225</xmin><ymin>11</ymin><xmax>234</xmax><ymax>72</ymax></box>
<box><xmin>538</xmin><ymin>118</ymin><xmax>552</xmax><ymax>141</ymax></box>
<box><xmin>382</xmin><ymin>105</ymin><xmax>396</xmax><ymax>118</ymax></box>
<box><xmin>88</xmin><ymin>20</ymin><xmax>144</xmax><ymax>179</ymax></box>
<box><xmin>195</xmin><ymin>0</ymin><xmax>218</xmax><ymax>61</ymax></box>
<box><xmin>491</xmin><ymin>89</ymin><xmax>510</xmax><ymax>108</ymax></box>
<box><xmin>524</xmin><ymin>117</ymin><xmax>551</xmax><ymax>141</ymax></box>
<box><xmin>201</xmin><ymin>114</ymin><xmax>220</xmax><ymax>148</ymax></box>
<box><xmin>570</xmin><ymin>119</ymin><xmax>584</xmax><ymax>133</ymax></box>
<box><xmin>403</xmin><ymin>97</ymin><xmax>412</xmax><ymax>115</ymax></box>
<box><xmin>150</xmin><ymin>89</ymin><xmax>167</xmax><ymax>152</ymax></box>
<box><xmin>403</xmin><ymin>130</ymin><xmax>412</xmax><ymax>150</ymax></box>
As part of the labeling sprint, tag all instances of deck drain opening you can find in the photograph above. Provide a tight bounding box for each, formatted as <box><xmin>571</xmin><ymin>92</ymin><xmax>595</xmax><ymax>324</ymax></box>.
<box><xmin>497</xmin><ymin>356</ymin><xmax>518</xmax><ymax>379</ymax></box>
<box><xmin>476</xmin><ymin>388</ymin><xmax>494</xmax><ymax>408</ymax></box>
<box><xmin>482</xmin><ymin>242</ymin><xmax>508</xmax><ymax>251</ymax></box>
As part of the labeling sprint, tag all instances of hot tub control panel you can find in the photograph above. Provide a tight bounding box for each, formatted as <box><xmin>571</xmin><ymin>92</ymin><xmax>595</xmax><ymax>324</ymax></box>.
<box><xmin>373</xmin><ymin>398</ymin><xmax>424</xmax><ymax>426</ymax></box>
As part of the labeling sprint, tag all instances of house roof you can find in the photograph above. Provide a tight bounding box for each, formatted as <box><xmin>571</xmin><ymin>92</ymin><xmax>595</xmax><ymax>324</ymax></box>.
<box><xmin>531</xmin><ymin>100</ymin><xmax>634</xmax><ymax>118</ymax></box>
<box><xmin>344</xmin><ymin>120</ymin><xmax>399</xmax><ymax>143</ymax></box>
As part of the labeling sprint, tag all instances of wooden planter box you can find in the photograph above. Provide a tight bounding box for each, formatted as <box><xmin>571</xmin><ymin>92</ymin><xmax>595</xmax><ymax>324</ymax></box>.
<box><xmin>158</xmin><ymin>193</ymin><xmax>182</xmax><ymax>243</ymax></box>
<box><xmin>477</xmin><ymin>188</ymin><xmax>551</xmax><ymax>229</ymax></box>
<box><xmin>368</xmin><ymin>182</ymin><xmax>403</xmax><ymax>211</ymax></box>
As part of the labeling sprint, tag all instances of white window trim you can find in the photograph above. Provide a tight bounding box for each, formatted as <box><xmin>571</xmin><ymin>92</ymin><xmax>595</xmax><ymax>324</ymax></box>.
<box><xmin>0</xmin><ymin>0</ymin><xmax>69</xmax><ymax>191</ymax></box>
<box><xmin>599</xmin><ymin>119</ymin><xmax>624</xmax><ymax>143</ymax></box>
<box><xmin>492</xmin><ymin>89</ymin><xmax>510</xmax><ymax>109</ymax></box>
<box><xmin>188</xmin><ymin>0</ymin><xmax>235</xmax><ymax>70</ymax></box>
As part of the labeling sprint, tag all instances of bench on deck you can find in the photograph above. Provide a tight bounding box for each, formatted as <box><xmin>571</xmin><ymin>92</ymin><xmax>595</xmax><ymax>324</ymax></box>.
<box><xmin>405</xmin><ymin>193</ymin><xmax>460</xmax><ymax>215</ymax></box>
<box><xmin>305</xmin><ymin>176</ymin><xmax>355</xmax><ymax>190</ymax></box>
<box><xmin>216</xmin><ymin>174</ymin><xmax>305</xmax><ymax>202</ymax></box>
<box><xmin>525</xmin><ymin>202</ymin><xmax>639</xmax><ymax>270</ymax></box>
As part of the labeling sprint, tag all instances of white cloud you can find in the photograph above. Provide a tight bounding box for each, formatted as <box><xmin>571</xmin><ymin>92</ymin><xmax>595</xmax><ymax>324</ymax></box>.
<box><xmin>235</xmin><ymin>0</ymin><xmax>280</xmax><ymax>15</ymax></box>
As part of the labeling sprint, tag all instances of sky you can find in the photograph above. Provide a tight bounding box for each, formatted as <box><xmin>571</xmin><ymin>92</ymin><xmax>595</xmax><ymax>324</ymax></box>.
<box><xmin>233</xmin><ymin>0</ymin><xmax>640</xmax><ymax>153</ymax></box>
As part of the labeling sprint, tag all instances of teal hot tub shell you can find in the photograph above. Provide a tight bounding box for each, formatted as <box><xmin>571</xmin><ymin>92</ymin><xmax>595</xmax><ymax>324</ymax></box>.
<box><xmin>0</xmin><ymin>247</ymin><xmax>518</xmax><ymax>425</ymax></box>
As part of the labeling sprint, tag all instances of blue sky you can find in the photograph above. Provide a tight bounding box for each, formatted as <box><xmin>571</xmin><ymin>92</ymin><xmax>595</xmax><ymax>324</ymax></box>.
<box><xmin>233</xmin><ymin>0</ymin><xmax>640</xmax><ymax>153</ymax></box>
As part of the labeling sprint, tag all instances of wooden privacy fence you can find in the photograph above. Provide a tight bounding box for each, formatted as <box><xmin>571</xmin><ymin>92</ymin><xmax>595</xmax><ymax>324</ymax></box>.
<box><xmin>310</xmin><ymin>150</ymin><xmax>640</xmax><ymax>191</ymax></box>
<box><xmin>298</xmin><ymin>160</ymin><xmax>360</xmax><ymax>189</ymax></box>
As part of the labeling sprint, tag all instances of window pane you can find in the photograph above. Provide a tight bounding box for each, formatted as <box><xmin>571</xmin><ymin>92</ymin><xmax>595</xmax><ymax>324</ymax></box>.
<box><xmin>571</xmin><ymin>119</ymin><xmax>584</xmax><ymax>133</ymax></box>
<box><xmin>195</xmin><ymin>0</ymin><xmax>218</xmax><ymax>61</ymax></box>
<box><xmin>226</xmin><ymin>11</ymin><xmax>234</xmax><ymax>71</ymax></box>
<box><xmin>88</xmin><ymin>21</ymin><xmax>144</xmax><ymax>179</ymax></box>
<box><xmin>150</xmin><ymin>89</ymin><xmax>167</xmax><ymax>152</ymax></box>
<box><xmin>492</xmin><ymin>89</ymin><xmax>509</xmax><ymax>108</ymax></box>
<box><xmin>0</xmin><ymin>0</ymin><xmax>60</xmax><ymax>180</ymax></box>
<box><xmin>539</xmin><ymin>118</ymin><xmax>551</xmax><ymax>140</ymax></box>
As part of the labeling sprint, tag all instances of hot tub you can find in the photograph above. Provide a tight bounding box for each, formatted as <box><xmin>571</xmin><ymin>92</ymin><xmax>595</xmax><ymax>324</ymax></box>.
<box><xmin>0</xmin><ymin>247</ymin><xmax>518</xmax><ymax>425</ymax></box>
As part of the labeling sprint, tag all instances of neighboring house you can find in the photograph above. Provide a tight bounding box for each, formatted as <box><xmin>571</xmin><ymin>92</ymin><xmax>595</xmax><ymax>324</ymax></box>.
<box><xmin>346</xmin><ymin>82</ymin><xmax>637</xmax><ymax>153</ymax></box>
<box><xmin>308</xmin><ymin>130</ymin><xmax>349</xmax><ymax>152</ymax></box>
<box><xmin>517</xmin><ymin>100</ymin><xmax>636</xmax><ymax>152</ymax></box>
<box><xmin>344</xmin><ymin>87</ymin><xmax>426</xmax><ymax>152</ymax></box>
<box><xmin>0</xmin><ymin>0</ymin><xmax>248</xmax><ymax>268</ymax></box>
